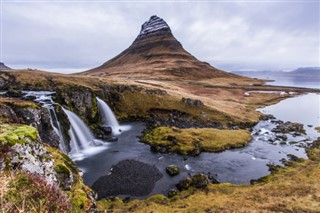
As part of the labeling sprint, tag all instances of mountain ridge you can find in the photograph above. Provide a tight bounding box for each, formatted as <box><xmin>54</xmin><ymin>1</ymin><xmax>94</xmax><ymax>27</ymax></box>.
<box><xmin>0</xmin><ymin>62</ymin><xmax>12</xmax><ymax>71</ymax></box>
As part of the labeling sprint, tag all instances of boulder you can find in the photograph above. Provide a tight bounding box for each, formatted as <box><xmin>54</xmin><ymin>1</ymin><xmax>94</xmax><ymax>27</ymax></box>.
<box><xmin>101</xmin><ymin>126</ymin><xmax>113</xmax><ymax>135</ymax></box>
<box><xmin>6</xmin><ymin>89</ymin><xmax>23</xmax><ymax>98</ymax></box>
<box><xmin>168</xmin><ymin>188</ymin><xmax>179</xmax><ymax>198</ymax></box>
<box><xmin>181</xmin><ymin>98</ymin><xmax>204</xmax><ymax>107</ymax></box>
<box><xmin>176</xmin><ymin>177</ymin><xmax>192</xmax><ymax>191</ymax></box>
<box><xmin>191</xmin><ymin>173</ymin><xmax>209</xmax><ymax>189</ymax></box>
<box><xmin>166</xmin><ymin>165</ymin><xmax>180</xmax><ymax>176</ymax></box>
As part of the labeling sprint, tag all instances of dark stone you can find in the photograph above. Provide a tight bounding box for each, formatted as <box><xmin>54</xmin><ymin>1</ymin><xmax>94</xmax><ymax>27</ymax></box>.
<box><xmin>166</xmin><ymin>135</ymin><xmax>177</xmax><ymax>144</ymax></box>
<box><xmin>272</xmin><ymin>122</ymin><xmax>305</xmax><ymax>135</ymax></box>
<box><xmin>207</xmin><ymin>172</ymin><xmax>219</xmax><ymax>184</ymax></box>
<box><xmin>276</xmin><ymin>134</ymin><xmax>288</xmax><ymax>141</ymax></box>
<box><xmin>145</xmin><ymin>89</ymin><xmax>167</xmax><ymax>96</ymax></box>
<box><xmin>166</xmin><ymin>165</ymin><xmax>180</xmax><ymax>176</ymax></box>
<box><xmin>146</xmin><ymin>109</ymin><xmax>222</xmax><ymax>129</ymax></box>
<box><xmin>22</xmin><ymin>95</ymin><xmax>37</xmax><ymax>101</ymax></box>
<box><xmin>6</xmin><ymin>90</ymin><xmax>23</xmax><ymax>98</ymax></box>
<box><xmin>181</xmin><ymin>98</ymin><xmax>204</xmax><ymax>107</ymax></box>
<box><xmin>191</xmin><ymin>173</ymin><xmax>209</xmax><ymax>189</ymax></box>
<box><xmin>101</xmin><ymin>126</ymin><xmax>113</xmax><ymax>135</ymax></box>
<box><xmin>176</xmin><ymin>177</ymin><xmax>192</xmax><ymax>191</ymax></box>
<box><xmin>108</xmin><ymin>137</ymin><xmax>118</xmax><ymax>142</ymax></box>
<box><xmin>168</xmin><ymin>188</ymin><xmax>179</xmax><ymax>198</ymax></box>
<box><xmin>91</xmin><ymin>160</ymin><xmax>163</xmax><ymax>199</ymax></box>
<box><xmin>150</xmin><ymin>145</ymin><xmax>168</xmax><ymax>153</ymax></box>
<box><xmin>260</xmin><ymin>114</ymin><xmax>276</xmax><ymax>121</ymax></box>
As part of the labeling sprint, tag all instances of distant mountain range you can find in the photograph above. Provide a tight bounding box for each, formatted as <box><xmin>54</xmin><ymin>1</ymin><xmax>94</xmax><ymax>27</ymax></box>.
<box><xmin>82</xmin><ymin>15</ymin><xmax>242</xmax><ymax>80</ymax></box>
<box><xmin>0</xmin><ymin>62</ymin><xmax>12</xmax><ymax>71</ymax></box>
<box><xmin>233</xmin><ymin>67</ymin><xmax>320</xmax><ymax>79</ymax></box>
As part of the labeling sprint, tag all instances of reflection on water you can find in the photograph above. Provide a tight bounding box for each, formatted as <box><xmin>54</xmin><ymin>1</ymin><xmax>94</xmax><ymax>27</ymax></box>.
<box><xmin>259</xmin><ymin>93</ymin><xmax>320</xmax><ymax>137</ymax></box>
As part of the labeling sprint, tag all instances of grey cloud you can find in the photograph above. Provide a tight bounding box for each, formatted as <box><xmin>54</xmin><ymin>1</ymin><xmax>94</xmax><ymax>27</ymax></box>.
<box><xmin>1</xmin><ymin>1</ymin><xmax>319</xmax><ymax>73</ymax></box>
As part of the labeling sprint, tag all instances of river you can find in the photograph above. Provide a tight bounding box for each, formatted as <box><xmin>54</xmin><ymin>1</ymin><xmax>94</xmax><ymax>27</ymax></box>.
<box><xmin>76</xmin><ymin>92</ymin><xmax>320</xmax><ymax>199</ymax></box>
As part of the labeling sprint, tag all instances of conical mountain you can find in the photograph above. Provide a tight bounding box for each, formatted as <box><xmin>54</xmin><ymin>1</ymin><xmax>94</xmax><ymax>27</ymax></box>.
<box><xmin>83</xmin><ymin>15</ymin><xmax>238</xmax><ymax>80</ymax></box>
<box><xmin>0</xmin><ymin>62</ymin><xmax>12</xmax><ymax>71</ymax></box>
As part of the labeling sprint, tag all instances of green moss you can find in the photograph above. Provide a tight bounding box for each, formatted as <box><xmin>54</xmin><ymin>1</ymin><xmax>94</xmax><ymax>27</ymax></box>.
<box><xmin>97</xmin><ymin>197</ymin><xmax>124</xmax><ymax>210</ymax></box>
<box><xmin>166</xmin><ymin>165</ymin><xmax>180</xmax><ymax>176</ymax></box>
<box><xmin>47</xmin><ymin>146</ymin><xmax>78</xmax><ymax>174</ymax></box>
<box><xmin>141</xmin><ymin>126</ymin><xmax>252</xmax><ymax>155</ymax></box>
<box><xmin>0</xmin><ymin>124</ymin><xmax>38</xmax><ymax>146</ymax></box>
<box><xmin>54</xmin><ymin>164</ymin><xmax>71</xmax><ymax>176</ymax></box>
<box><xmin>146</xmin><ymin>194</ymin><xmax>169</xmax><ymax>203</ymax></box>
<box><xmin>70</xmin><ymin>189</ymin><xmax>87</xmax><ymax>210</ymax></box>
<box><xmin>46</xmin><ymin>146</ymin><xmax>93</xmax><ymax>211</ymax></box>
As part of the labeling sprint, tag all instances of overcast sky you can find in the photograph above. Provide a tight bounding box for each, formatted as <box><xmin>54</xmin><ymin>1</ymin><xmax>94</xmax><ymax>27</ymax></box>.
<box><xmin>1</xmin><ymin>1</ymin><xmax>319</xmax><ymax>73</ymax></box>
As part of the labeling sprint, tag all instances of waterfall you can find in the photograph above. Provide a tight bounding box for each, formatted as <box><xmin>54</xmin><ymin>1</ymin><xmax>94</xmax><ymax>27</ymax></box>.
<box><xmin>23</xmin><ymin>91</ymin><xmax>68</xmax><ymax>153</ymax></box>
<box><xmin>96</xmin><ymin>97</ymin><xmax>119</xmax><ymax>127</ymax></box>
<box><xmin>62</xmin><ymin>108</ymin><xmax>94</xmax><ymax>151</ymax></box>
<box><xmin>62</xmin><ymin>108</ymin><xmax>107</xmax><ymax>160</ymax></box>
<box><xmin>48</xmin><ymin>107</ymin><xmax>68</xmax><ymax>153</ymax></box>
<box><xmin>96</xmin><ymin>97</ymin><xmax>132</xmax><ymax>135</ymax></box>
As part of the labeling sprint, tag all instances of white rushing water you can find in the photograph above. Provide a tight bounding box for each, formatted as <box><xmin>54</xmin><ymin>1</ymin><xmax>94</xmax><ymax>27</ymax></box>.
<box><xmin>62</xmin><ymin>107</ymin><xmax>107</xmax><ymax>161</ymax></box>
<box><xmin>23</xmin><ymin>91</ymin><xmax>68</xmax><ymax>153</ymax></box>
<box><xmin>96</xmin><ymin>97</ymin><xmax>131</xmax><ymax>135</ymax></box>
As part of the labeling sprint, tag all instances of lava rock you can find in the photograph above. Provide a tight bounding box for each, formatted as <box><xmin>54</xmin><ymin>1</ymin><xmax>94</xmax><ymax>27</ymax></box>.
<box><xmin>207</xmin><ymin>172</ymin><xmax>219</xmax><ymax>184</ymax></box>
<box><xmin>191</xmin><ymin>173</ymin><xmax>209</xmax><ymax>189</ymax></box>
<box><xmin>6</xmin><ymin>90</ymin><xmax>23</xmax><ymax>98</ymax></box>
<box><xmin>108</xmin><ymin>137</ymin><xmax>118</xmax><ymax>142</ymax></box>
<box><xmin>91</xmin><ymin>160</ymin><xmax>163</xmax><ymax>199</ymax></box>
<box><xmin>166</xmin><ymin>165</ymin><xmax>180</xmax><ymax>176</ymax></box>
<box><xmin>176</xmin><ymin>177</ymin><xmax>192</xmax><ymax>191</ymax></box>
<box><xmin>260</xmin><ymin>114</ymin><xmax>276</xmax><ymax>121</ymax></box>
<box><xmin>101</xmin><ymin>126</ymin><xmax>113</xmax><ymax>134</ymax></box>
<box><xmin>276</xmin><ymin>134</ymin><xmax>288</xmax><ymax>141</ymax></box>
<box><xmin>272</xmin><ymin>122</ymin><xmax>305</xmax><ymax>135</ymax></box>
<box><xmin>168</xmin><ymin>188</ymin><xmax>179</xmax><ymax>198</ymax></box>
<box><xmin>145</xmin><ymin>89</ymin><xmax>167</xmax><ymax>96</ymax></box>
<box><xmin>181</xmin><ymin>98</ymin><xmax>204</xmax><ymax>107</ymax></box>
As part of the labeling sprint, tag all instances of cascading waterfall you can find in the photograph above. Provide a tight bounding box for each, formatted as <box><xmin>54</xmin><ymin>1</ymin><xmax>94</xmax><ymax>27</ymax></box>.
<box><xmin>48</xmin><ymin>107</ymin><xmax>68</xmax><ymax>153</ymax></box>
<box><xmin>96</xmin><ymin>97</ymin><xmax>119</xmax><ymax>128</ymax></box>
<box><xmin>62</xmin><ymin>108</ymin><xmax>94</xmax><ymax>150</ymax></box>
<box><xmin>96</xmin><ymin>97</ymin><xmax>131</xmax><ymax>135</ymax></box>
<box><xmin>62</xmin><ymin>107</ymin><xmax>107</xmax><ymax>160</ymax></box>
<box><xmin>23</xmin><ymin>91</ymin><xmax>68</xmax><ymax>153</ymax></box>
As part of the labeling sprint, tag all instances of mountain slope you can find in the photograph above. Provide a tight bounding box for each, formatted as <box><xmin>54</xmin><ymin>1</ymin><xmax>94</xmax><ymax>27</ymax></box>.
<box><xmin>0</xmin><ymin>62</ymin><xmax>12</xmax><ymax>71</ymax></box>
<box><xmin>82</xmin><ymin>16</ymin><xmax>240</xmax><ymax>80</ymax></box>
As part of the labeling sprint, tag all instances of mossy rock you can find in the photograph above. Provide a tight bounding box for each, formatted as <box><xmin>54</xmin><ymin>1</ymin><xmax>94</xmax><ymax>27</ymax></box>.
<box><xmin>191</xmin><ymin>173</ymin><xmax>209</xmax><ymax>189</ymax></box>
<box><xmin>176</xmin><ymin>177</ymin><xmax>192</xmax><ymax>191</ymax></box>
<box><xmin>166</xmin><ymin>165</ymin><xmax>180</xmax><ymax>176</ymax></box>
<box><xmin>0</xmin><ymin>124</ymin><xmax>38</xmax><ymax>146</ymax></box>
<box><xmin>168</xmin><ymin>188</ymin><xmax>179</xmax><ymax>198</ymax></box>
